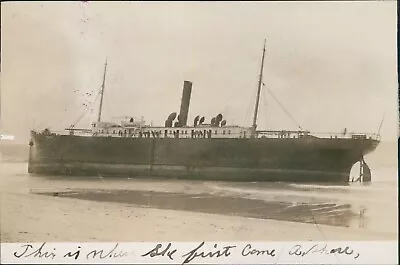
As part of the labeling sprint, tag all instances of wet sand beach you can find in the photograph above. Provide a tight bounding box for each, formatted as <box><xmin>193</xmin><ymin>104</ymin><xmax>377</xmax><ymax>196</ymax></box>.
<box><xmin>35</xmin><ymin>189</ymin><xmax>357</xmax><ymax>228</ymax></box>
<box><xmin>0</xmin><ymin>161</ymin><xmax>397</xmax><ymax>242</ymax></box>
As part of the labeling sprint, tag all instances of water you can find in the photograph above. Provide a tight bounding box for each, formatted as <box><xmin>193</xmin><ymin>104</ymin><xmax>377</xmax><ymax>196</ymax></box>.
<box><xmin>0</xmin><ymin>141</ymin><xmax>397</xmax><ymax>237</ymax></box>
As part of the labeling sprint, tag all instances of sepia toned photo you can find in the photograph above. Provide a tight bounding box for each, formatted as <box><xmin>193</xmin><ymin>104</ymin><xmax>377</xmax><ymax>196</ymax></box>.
<box><xmin>0</xmin><ymin>0</ymin><xmax>398</xmax><ymax>252</ymax></box>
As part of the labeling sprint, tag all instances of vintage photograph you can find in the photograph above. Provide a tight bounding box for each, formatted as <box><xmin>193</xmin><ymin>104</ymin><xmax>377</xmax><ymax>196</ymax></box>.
<box><xmin>1</xmin><ymin>1</ymin><xmax>397</xmax><ymax>243</ymax></box>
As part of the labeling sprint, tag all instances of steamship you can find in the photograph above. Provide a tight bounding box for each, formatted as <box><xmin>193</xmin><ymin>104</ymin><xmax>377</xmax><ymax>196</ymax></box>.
<box><xmin>28</xmin><ymin>41</ymin><xmax>379</xmax><ymax>183</ymax></box>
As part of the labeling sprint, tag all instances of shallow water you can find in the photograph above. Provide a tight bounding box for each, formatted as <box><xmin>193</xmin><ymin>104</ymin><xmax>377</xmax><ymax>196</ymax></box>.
<box><xmin>1</xmin><ymin>157</ymin><xmax>397</xmax><ymax>236</ymax></box>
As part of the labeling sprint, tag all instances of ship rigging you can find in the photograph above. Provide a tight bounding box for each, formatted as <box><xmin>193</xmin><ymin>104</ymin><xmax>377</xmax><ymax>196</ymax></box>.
<box><xmin>68</xmin><ymin>40</ymin><xmax>307</xmax><ymax>140</ymax></box>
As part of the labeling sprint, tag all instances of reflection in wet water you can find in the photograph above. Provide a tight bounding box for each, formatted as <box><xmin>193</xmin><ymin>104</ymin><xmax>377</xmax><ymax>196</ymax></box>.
<box><xmin>358</xmin><ymin>206</ymin><xmax>366</xmax><ymax>229</ymax></box>
<box><xmin>35</xmin><ymin>189</ymin><xmax>357</xmax><ymax>228</ymax></box>
<box><xmin>1</xmin><ymin>162</ymin><xmax>397</xmax><ymax>234</ymax></box>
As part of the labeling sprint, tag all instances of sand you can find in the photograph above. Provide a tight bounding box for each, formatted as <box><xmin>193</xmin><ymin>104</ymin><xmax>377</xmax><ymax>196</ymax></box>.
<box><xmin>0</xmin><ymin>162</ymin><xmax>396</xmax><ymax>242</ymax></box>
<box><xmin>1</xmin><ymin>189</ymin><xmax>395</xmax><ymax>243</ymax></box>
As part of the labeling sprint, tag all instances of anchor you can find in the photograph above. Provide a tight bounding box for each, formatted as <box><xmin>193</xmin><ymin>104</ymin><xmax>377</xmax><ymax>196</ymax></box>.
<box><xmin>352</xmin><ymin>156</ymin><xmax>371</xmax><ymax>183</ymax></box>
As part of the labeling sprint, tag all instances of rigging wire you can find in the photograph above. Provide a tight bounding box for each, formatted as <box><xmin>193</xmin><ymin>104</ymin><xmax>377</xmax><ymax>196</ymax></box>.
<box><xmin>243</xmin><ymin>84</ymin><xmax>259</xmax><ymax>126</ymax></box>
<box><xmin>265</xmin><ymin>85</ymin><xmax>303</xmax><ymax>131</ymax></box>
<box><xmin>261</xmin><ymin>83</ymin><xmax>269</xmax><ymax>129</ymax></box>
<box><xmin>377</xmin><ymin>111</ymin><xmax>386</xmax><ymax>136</ymax></box>
<box><xmin>70</xmin><ymin>84</ymin><xmax>102</xmax><ymax>128</ymax></box>
<box><xmin>104</xmin><ymin>85</ymin><xmax>113</xmax><ymax>122</ymax></box>
<box><xmin>34</xmin><ymin>84</ymin><xmax>100</xmax><ymax>131</ymax></box>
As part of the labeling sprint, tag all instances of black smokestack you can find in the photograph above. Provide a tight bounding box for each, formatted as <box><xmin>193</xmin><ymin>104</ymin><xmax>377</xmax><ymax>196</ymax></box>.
<box><xmin>178</xmin><ymin>80</ymin><xmax>192</xmax><ymax>127</ymax></box>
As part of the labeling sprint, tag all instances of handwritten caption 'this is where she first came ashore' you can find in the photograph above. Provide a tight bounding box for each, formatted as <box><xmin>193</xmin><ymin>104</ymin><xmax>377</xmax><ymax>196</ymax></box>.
<box><xmin>12</xmin><ymin>241</ymin><xmax>360</xmax><ymax>264</ymax></box>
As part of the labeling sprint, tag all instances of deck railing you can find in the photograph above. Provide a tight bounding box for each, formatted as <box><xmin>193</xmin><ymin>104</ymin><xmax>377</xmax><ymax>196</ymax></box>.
<box><xmin>256</xmin><ymin>130</ymin><xmax>380</xmax><ymax>140</ymax></box>
<box><xmin>32</xmin><ymin>129</ymin><xmax>380</xmax><ymax>141</ymax></box>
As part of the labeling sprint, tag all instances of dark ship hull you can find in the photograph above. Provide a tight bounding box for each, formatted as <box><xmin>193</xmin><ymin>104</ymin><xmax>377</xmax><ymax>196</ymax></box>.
<box><xmin>28</xmin><ymin>132</ymin><xmax>379</xmax><ymax>183</ymax></box>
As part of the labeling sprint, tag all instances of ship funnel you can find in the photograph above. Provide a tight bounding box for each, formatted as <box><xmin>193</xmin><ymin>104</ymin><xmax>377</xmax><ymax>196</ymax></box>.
<box><xmin>178</xmin><ymin>81</ymin><xmax>192</xmax><ymax>127</ymax></box>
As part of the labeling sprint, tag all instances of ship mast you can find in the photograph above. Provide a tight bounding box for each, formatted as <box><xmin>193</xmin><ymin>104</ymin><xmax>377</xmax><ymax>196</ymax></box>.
<box><xmin>251</xmin><ymin>39</ymin><xmax>266</xmax><ymax>137</ymax></box>
<box><xmin>97</xmin><ymin>57</ymin><xmax>108</xmax><ymax>122</ymax></box>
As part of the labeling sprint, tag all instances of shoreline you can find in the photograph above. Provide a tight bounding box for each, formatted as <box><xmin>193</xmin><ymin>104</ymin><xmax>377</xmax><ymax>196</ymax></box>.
<box><xmin>1</xmin><ymin>162</ymin><xmax>397</xmax><ymax>242</ymax></box>
<box><xmin>1</xmin><ymin>190</ymin><xmax>396</xmax><ymax>242</ymax></box>
<box><xmin>33</xmin><ymin>189</ymin><xmax>359</xmax><ymax>229</ymax></box>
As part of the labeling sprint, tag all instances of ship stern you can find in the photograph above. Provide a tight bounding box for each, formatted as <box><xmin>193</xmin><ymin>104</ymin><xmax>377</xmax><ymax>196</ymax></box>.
<box><xmin>348</xmin><ymin>136</ymin><xmax>380</xmax><ymax>183</ymax></box>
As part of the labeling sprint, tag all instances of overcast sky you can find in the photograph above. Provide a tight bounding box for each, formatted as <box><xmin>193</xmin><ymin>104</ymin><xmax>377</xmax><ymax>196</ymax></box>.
<box><xmin>1</xmin><ymin>1</ymin><xmax>398</xmax><ymax>143</ymax></box>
